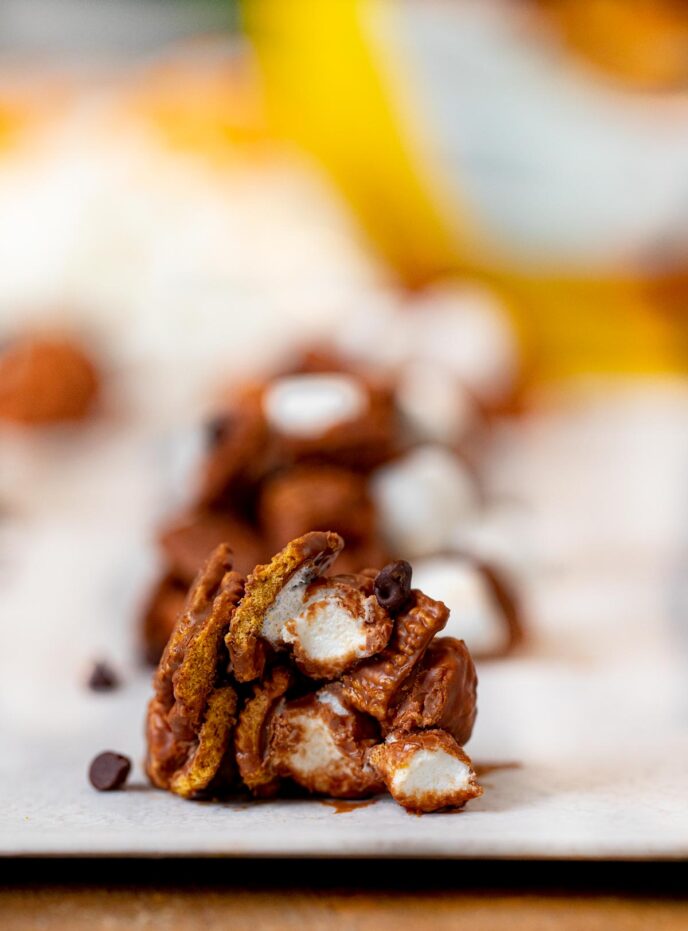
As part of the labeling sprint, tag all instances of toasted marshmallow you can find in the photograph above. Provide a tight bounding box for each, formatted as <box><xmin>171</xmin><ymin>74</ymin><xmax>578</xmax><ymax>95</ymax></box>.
<box><xmin>261</xmin><ymin>573</ymin><xmax>392</xmax><ymax>679</ymax></box>
<box><xmin>368</xmin><ymin>730</ymin><xmax>482</xmax><ymax>813</ymax></box>
<box><xmin>269</xmin><ymin>686</ymin><xmax>382</xmax><ymax>798</ymax></box>
<box><xmin>371</xmin><ymin>445</ymin><xmax>479</xmax><ymax>557</ymax></box>
<box><xmin>412</xmin><ymin>556</ymin><xmax>517</xmax><ymax>659</ymax></box>
<box><xmin>263</xmin><ymin>373</ymin><xmax>368</xmax><ymax>438</ymax></box>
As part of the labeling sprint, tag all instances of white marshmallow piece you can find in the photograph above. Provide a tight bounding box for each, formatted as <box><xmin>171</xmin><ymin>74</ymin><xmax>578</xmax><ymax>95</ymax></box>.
<box><xmin>412</xmin><ymin>555</ymin><xmax>508</xmax><ymax>657</ymax></box>
<box><xmin>284</xmin><ymin>713</ymin><xmax>344</xmax><ymax>777</ymax></box>
<box><xmin>263</xmin><ymin>374</ymin><xmax>367</xmax><ymax>438</ymax></box>
<box><xmin>391</xmin><ymin>748</ymin><xmax>472</xmax><ymax>800</ymax></box>
<box><xmin>261</xmin><ymin>571</ymin><xmax>382</xmax><ymax>676</ymax></box>
<box><xmin>371</xmin><ymin>445</ymin><xmax>479</xmax><ymax>558</ymax></box>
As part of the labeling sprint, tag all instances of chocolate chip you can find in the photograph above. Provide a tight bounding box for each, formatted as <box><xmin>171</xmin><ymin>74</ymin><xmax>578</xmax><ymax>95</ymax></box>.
<box><xmin>88</xmin><ymin>752</ymin><xmax>131</xmax><ymax>791</ymax></box>
<box><xmin>87</xmin><ymin>661</ymin><xmax>119</xmax><ymax>692</ymax></box>
<box><xmin>205</xmin><ymin>414</ymin><xmax>233</xmax><ymax>449</ymax></box>
<box><xmin>374</xmin><ymin>560</ymin><xmax>412</xmax><ymax>614</ymax></box>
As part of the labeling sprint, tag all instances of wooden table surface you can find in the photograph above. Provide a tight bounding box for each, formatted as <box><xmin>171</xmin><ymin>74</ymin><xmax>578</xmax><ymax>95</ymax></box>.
<box><xmin>2</xmin><ymin>860</ymin><xmax>686</xmax><ymax>930</ymax></box>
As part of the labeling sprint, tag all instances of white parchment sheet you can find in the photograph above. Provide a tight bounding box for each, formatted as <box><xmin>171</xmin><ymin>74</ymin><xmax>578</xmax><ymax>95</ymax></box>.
<box><xmin>2</xmin><ymin>385</ymin><xmax>687</xmax><ymax>858</ymax></box>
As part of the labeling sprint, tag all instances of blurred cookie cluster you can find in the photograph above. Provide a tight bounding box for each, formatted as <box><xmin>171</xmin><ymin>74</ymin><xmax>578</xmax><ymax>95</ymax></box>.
<box><xmin>143</xmin><ymin>283</ymin><xmax>524</xmax><ymax>665</ymax></box>
<box><xmin>146</xmin><ymin>533</ymin><xmax>483</xmax><ymax>814</ymax></box>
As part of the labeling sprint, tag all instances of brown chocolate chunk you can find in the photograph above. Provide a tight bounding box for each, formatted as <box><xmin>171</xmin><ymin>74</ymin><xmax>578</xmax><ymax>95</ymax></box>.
<box><xmin>374</xmin><ymin>560</ymin><xmax>412</xmax><ymax>615</ymax></box>
<box><xmin>87</xmin><ymin>661</ymin><xmax>119</xmax><ymax>692</ymax></box>
<box><xmin>88</xmin><ymin>752</ymin><xmax>131</xmax><ymax>791</ymax></box>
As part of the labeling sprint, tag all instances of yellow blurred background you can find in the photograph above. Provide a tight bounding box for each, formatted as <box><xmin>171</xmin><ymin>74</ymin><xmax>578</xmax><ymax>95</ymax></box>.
<box><xmin>2</xmin><ymin>0</ymin><xmax>688</xmax><ymax>388</ymax></box>
<box><xmin>243</xmin><ymin>0</ymin><xmax>688</xmax><ymax>383</ymax></box>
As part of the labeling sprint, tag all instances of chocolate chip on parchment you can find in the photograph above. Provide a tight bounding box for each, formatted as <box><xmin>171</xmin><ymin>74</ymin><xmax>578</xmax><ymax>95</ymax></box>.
<box><xmin>87</xmin><ymin>661</ymin><xmax>119</xmax><ymax>692</ymax></box>
<box><xmin>88</xmin><ymin>752</ymin><xmax>131</xmax><ymax>791</ymax></box>
<box><xmin>374</xmin><ymin>560</ymin><xmax>412</xmax><ymax>614</ymax></box>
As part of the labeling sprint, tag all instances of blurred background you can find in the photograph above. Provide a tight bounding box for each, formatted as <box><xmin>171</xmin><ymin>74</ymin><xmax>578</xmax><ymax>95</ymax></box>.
<box><xmin>1</xmin><ymin>0</ymin><xmax>688</xmax><ymax>796</ymax></box>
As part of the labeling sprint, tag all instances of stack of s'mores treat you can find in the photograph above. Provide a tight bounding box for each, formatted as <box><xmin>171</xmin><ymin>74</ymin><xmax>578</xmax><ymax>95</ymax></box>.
<box><xmin>142</xmin><ymin>349</ymin><xmax>523</xmax><ymax>666</ymax></box>
<box><xmin>146</xmin><ymin>532</ymin><xmax>482</xmax><ymax>813</ymax></box>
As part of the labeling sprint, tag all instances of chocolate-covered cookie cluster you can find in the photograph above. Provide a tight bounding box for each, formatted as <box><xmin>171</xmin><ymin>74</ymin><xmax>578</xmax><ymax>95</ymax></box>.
<box><xmin>146</xmin><ymin>532</ymin><xmax>482</xmax><ymax>813</ymax></box>
<box><xmin>142</xmin><ymin>351</ymin><xmax>522</xmax><ymax>664</ymax></box>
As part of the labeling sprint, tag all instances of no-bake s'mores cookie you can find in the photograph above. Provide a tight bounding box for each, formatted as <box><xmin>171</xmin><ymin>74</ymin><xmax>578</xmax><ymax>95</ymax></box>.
<box><xmin>144</xmin><ymin>532</ymin><xmax>483</xmax><ymax>813</ymax></box>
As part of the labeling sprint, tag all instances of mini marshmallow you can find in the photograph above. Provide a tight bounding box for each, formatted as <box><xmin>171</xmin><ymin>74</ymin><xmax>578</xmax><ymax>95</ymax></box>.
<box><xmin>392</xmin><ymin>748</ymin><xmax>471</xmax><ymax>799</ymax></box>
<box><xmin>270</xmin><ymin>685</ymin><xmax>382</xmax><ymax>798</ymax></box>
<box><xmin>263</xmin><ymin>373</ymin><xmax>368</xmax><ymax>438</ymax></box>
<box><xmin>371</xmin><ymin>445</ymin><xmax>479</xmax><ymax>558</ymax></box>
<box><xmin>332</xmin><ymin>298</ymin><xmax>413</xmax><ymax>370</ymax></box>
<box><xmin>368</xmin><ymin>730</ymin><xmax>482</xmax><ymax>813</ymax></box>
<box><xmin>262</xmin><ymin>573</ymin><xmax>392</xmax><ymax>680</ymax></box>
<box><xmin>412</xmin><ymin>556</ymin><xmax>516</xmax><ymax>659</ymax></box>
<box><xmin>316</xmin><ymin>687</ymin><xmax>350</xmax><ymax>718</ymax></box>
<box><xmin>282</xmin><ymin>714</ymin><xmax>342</xmax><ymax>773</ymax></box>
